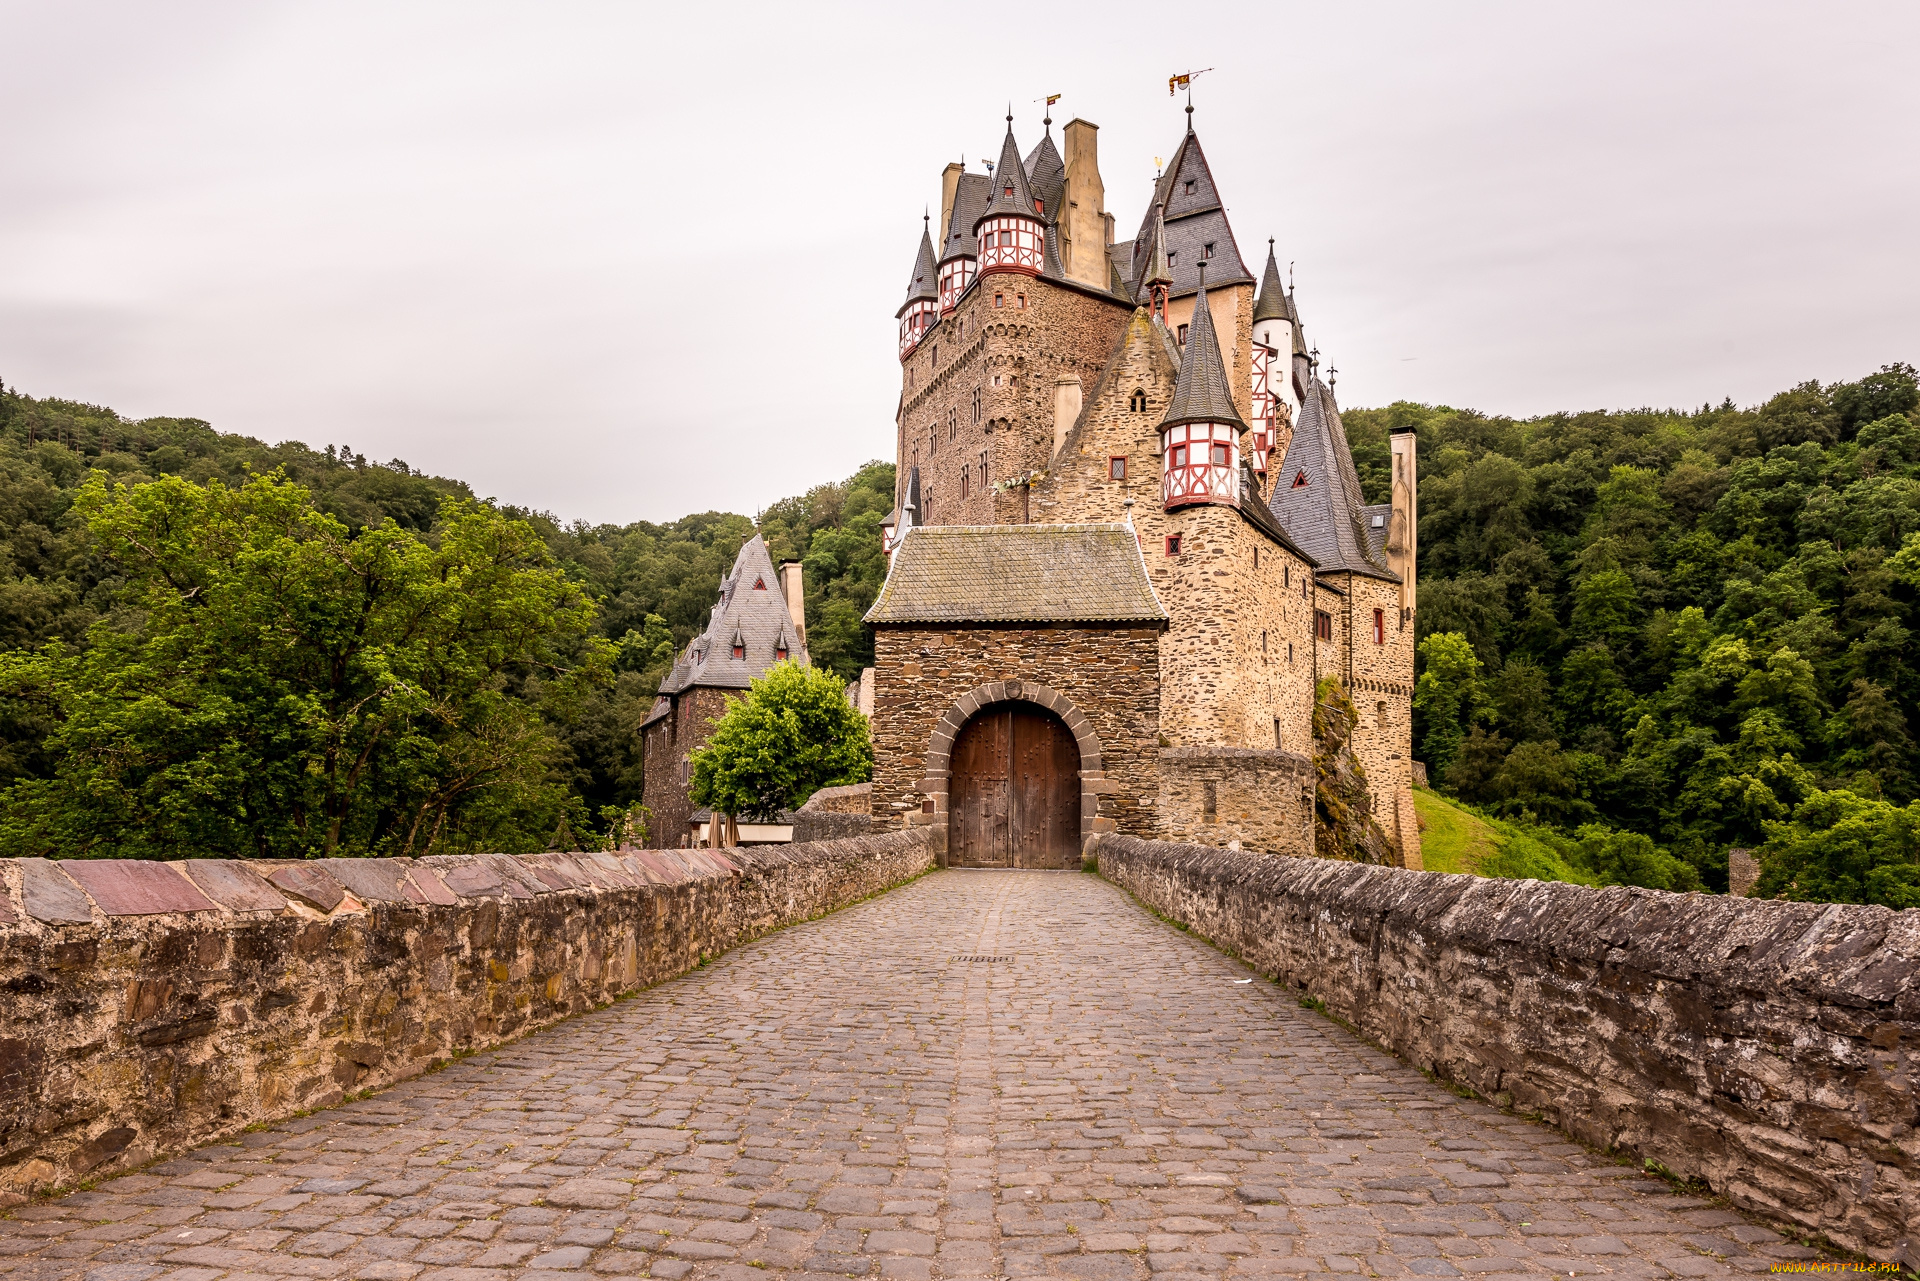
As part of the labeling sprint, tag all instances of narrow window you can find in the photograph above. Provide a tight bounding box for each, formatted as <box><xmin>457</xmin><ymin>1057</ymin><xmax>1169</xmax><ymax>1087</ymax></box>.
<box><xmin>1166</xmin><ymin>534</ymin><xmax>1182</xmax><ymax>556</ymax></box>
<box><xmin>1177</xmin><ymin>323</ymin><xmax>1189</xmax><ymax>344</ymax></box>
<box><xmin>1373</xmin><ymin>608</ymin><xmax>1385</xmax><ymax>645</ymax></box>
<box><xmin>1109</xmin><ymin>456</ymin><xmax>1127</xmax><ymax>480</ymax></box>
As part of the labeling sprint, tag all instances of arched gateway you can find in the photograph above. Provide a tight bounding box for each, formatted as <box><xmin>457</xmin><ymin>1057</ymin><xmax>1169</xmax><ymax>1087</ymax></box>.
<box><xmin>950</xmin><ymin>703</ymin><xmax>1080</xmax><ymax>867</ymax></box>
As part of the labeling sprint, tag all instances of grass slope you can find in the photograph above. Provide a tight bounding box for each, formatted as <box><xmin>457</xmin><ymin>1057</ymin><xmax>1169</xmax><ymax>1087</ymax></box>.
<box><xmin>1412</xmin><ymin>788</ymin><xmax>1592</xmax><ymax>885</ymax></box>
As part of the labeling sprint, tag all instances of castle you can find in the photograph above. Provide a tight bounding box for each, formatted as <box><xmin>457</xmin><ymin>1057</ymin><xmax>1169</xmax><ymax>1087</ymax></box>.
<box><xmin>864</xmin><ymin>104</ymin><xmax>1421</xmax><ymax>868</ymax></box>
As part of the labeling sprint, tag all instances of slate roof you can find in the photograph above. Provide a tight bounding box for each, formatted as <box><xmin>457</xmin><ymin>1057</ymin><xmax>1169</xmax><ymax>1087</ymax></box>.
<box><xmin>1025</xmin><ymin>128</ymin><xmax>1065</xmax><ymax>221</ymax></box>
<box><xmin>976</xmin><ymin>121</ymin><xmax>1042</xmax><ymax>231</ymax></box>
<box><xmin>866</xmin><ymin>525</ymin><xmax>1167</xmax><ymax>625</ymax></box>
<box><xmin>1253</xmin><ymin>242</ymin><xmax>1289</xmax><ymax>323</ymax></box>
<box><xmin>649</xmin><ymin>536</ymin><xmax>809</xmax><ymax>718</ymax></box>
<box><xmin>1268</xmin><ymin>379</ymin><xmax>1399</xmax><ymax>582</ymax></box>
<box><xmin>1127</xmin><ymin>125</ymin><xmax>1254</xmax><ymax>302</ymax></box>
<box><xmin>1161</xmin><ymin>273</ymin><xmax>1245</xmax><ymax>429</ymax></box>
<box><xmin>941</xmin><ymin>172</ymin><xmax>990</xmax><ymax>264</ymax></box>
<box><xmin>898</xmin><ymin>219</ymin><xmax>939</xmax><ymax>316</ymax></box>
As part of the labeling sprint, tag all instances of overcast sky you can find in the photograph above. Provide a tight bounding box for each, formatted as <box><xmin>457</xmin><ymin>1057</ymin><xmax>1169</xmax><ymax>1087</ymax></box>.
<box><xmin>3</xmin><ymin>2</ymin><xmax>1916</xmax><ymax>525</ymax></box>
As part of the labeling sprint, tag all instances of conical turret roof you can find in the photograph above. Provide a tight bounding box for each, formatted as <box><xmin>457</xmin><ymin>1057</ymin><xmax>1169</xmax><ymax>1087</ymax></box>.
<box><xmin>1161</xmin><ymin>271</ymin><xmax>1245</xmax><ymax>430</ymax></box>
<box><xmin>897</xmin><ymin>219</ymin><xmax>939</xmax><ymax>317</ymax></box>
<box><xmin>1253</xmin><ymin>241</ymin><xmax>1289</xmax><ymax>323</ymax></box>
<box><xmin>940</xmin><ymin>172</ymin><xmax>990</xmax><ymax>264</ymax></box>
<box><xmin>975</xmin><ymin>116</ymin><xmax>1042</xmax><ymax>230</ymax></box>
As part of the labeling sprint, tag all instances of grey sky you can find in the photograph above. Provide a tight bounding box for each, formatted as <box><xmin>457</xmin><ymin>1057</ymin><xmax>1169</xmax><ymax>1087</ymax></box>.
<box><xmin>3</xmin><ymin>2</ymin><xmax>1915</xmax><ymax>525</ymax></box>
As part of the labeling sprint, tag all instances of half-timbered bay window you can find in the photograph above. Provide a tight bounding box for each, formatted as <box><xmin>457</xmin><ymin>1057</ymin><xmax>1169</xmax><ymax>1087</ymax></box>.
<box><xmin>977</xmin><ymin>215</ymin><xmax>1043</xmax><ymax>276</ymax></box>
<box><xmin>1161</xmin><ymin>422</ymin><xmax>1239</xmax><ymax>509</ymax></box>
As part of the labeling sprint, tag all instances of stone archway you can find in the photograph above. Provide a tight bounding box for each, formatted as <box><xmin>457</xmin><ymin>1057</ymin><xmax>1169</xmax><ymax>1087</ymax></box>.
<box><xmin>920</xmin><ymin>681</ymin><xmax>1107</xmax><ymax>868</ymax></box>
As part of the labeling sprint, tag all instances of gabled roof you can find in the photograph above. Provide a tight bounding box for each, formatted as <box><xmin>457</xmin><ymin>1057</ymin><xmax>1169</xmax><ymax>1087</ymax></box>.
<box><xmin>1253</xmin><ymin>241</ymin><xmax>1289</xmax><ymax>324</ymax></box>
<box><xmin>1127</xmin><ymin>125</ymin><xmax>1254</xmax><ymax>302</ymax></box>
<box><xmin>654</xmin><ymin>535</ymin><xmax>810</xmax><ymax>703</ymax></box>
<box><xmin>940</xmin><ymin>172</ymin><xmax>990</xmax><ymax>264</ymax></box>
<box><xmin>1161</xmin><ymin>273</ymin><xmax>1245</xmax><ymax>430</ymax></box>
<box><xmin>897</xmin><ymin>219</ymin><xmax>939</xmax><ymax>317</ymax></box>
<box><xmin>1024</xmin><ymin>127</ymin><xmax>1065</xmax><ymax>221</ymax></box>
<box><xmin>975</xmin><ymin>119</ymin><xmax>1042</xmax><ymax>230</ymax></box>
<box><xmin>1268</xmin><ymin>378</ymin><xmax>1399</xmax><ymax>582</ymax></box>
<box><xmin>866</xmin><ymin>524</ymin><xmax>1167</xmax><ymax>625</ymax></box>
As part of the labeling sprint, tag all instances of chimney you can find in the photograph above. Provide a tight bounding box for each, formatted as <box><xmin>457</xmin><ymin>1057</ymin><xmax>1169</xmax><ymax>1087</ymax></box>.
<box><xmin>778</xmin><ymin>561</ymin><xmax>807</xmax><ymax>650</ymax></box>
<box><xmin>1052</xmin><ymin>373</ymin><xmax>1083</xmax><ymax>458</ymax></box>
<box><xmin>939</xmin><ymin>161</ymin><xmax>964</xmax><ymax>252</ymax></box>
<box><xmin>1061</xmin><ymin>119</ymin><xmax>1107</xmax><ymax>289</ymax></box>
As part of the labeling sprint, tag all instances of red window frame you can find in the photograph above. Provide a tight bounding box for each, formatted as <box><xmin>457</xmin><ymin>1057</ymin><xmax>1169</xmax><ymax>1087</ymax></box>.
<box><xmin>1108</xmin><ymin>455</ymin><xmax>1127</xmax><ymax>480</ymax></box>
<box><xmin>1166</xmin><ymin>534</ymin><xmax>1182</xmax><ymax>556</ymax></box>
<box><xmin>1373</xmin><ymin>608</ymin><xmax>1385</xmax><ymax>644</ymax></box>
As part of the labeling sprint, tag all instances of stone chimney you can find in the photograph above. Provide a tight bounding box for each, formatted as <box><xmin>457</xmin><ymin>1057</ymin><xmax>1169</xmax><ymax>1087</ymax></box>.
<box><xmin>1052</xmin><ymin>374</ymin><xmax>1083</xmax><ymax>458</ymax></box>
<box><xmin>1061</xmin><ymin>119</ymin><xmax>1107</xmax><ymax>290</ymax></box>
<box><xmin>778</xmin><ymin>561</ymin><xmax>807</xmax><ymax>650</ymax></box>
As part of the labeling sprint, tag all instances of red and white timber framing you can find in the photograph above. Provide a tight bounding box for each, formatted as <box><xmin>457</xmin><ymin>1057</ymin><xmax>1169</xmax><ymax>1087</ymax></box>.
<box><xmin>899</xmin><ymin>300</ymin><xmax>937</xmax><ymax>358</ymax></box>
<box><xmin>976</xmin><ymin>215</ymin><xmax>1043</xmax><ymax>277</ymax></box>
<box><xmin>1162</xmin><ymin>422</ymin><xmax>1240</xmax><ymax>509</ymax></box>
<box><xmin>939</xmin><ymin>257</ymin><xmax>976</xmax><ymax>312</ymax></box>
<box><xmin>1249</xmin><ymin>341</ymin><xmax>1277</xmax><ymax>475</ymax></box>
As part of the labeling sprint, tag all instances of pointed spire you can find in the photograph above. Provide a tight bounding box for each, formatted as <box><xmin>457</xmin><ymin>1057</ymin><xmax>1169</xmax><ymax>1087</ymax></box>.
<box><xmin>976</xmin><ymin>115</ymin><xmax>1041</xmax><ymax>229</ymax></box>
<box><xmin>898</xmin><ymin>216</ymin><xmax>939</xmax><ymax>315</ymax></box>
<box><xmin>1253</xmin><ymin>239</ymin><xmax>1289</xmax><ymax>323</ymax></box>
<box><xmin>1161</xmin><ymin>264</ymin><xmax>1245</xmax><ymax>430</ymax></box>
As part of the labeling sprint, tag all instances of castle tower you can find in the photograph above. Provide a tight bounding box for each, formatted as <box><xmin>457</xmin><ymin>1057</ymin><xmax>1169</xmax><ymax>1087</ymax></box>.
<box><xmin>1250</xmin><ymin>242</ymin><xmax>1295</xmax><ymax>482</ymax></box>
<box><xmin>975</xmin><ymin>115</ymin><xmax>1046</xmax><ymax>278</ymax></box>
<box><xmin>898</xmin><ymin>216</ymin><xmax>940</xmax><ymax>360</ymax></box>
<box><xmin>1159</xmin><ymin>266</ymin><xmax>1246</xmax><ymax>511</ymax></box>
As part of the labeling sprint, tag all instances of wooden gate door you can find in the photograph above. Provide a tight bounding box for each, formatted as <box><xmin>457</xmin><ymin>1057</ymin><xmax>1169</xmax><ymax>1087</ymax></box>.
<box><xmin>950</xmin><ymin>704</ymin><xmax>1081</xmax><ymax>868</ymax></box>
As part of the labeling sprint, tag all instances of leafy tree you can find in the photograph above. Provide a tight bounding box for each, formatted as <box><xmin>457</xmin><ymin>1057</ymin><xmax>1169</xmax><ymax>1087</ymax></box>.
<box><xmin>0</xmin><ymin>472</ymin><xmax>610</xmax><ymax>857</ymax></box>
<box><xmin>689</xmin><ymin>661</ymin><xmax>872</xmax><ymax>822</ymax></box>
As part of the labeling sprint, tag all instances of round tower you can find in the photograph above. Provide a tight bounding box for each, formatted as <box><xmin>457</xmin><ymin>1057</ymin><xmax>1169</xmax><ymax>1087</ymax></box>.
<box><xmin>898</xmin><ymin>215</ymin><xmax>940</xmax><ymax>359</ymax></box>
<box><xmin>1159</xmin><ymin>266</ymin><xmax>1247</xmax><ymax>511</ymax></box>
<box><xmin>974</xmin><ymin>113</ymin><xmax>1045</xmax><ymax>278</ymax></box>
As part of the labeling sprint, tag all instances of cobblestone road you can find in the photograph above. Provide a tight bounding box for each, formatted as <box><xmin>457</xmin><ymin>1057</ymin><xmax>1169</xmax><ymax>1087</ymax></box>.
<box><xmin>2</xmin><ymin>870</ymin><xmax>1817</xmax><ymax>1281</ymax></box>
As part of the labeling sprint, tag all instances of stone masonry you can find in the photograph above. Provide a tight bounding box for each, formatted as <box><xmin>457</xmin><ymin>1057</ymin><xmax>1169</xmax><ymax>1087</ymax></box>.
<box><xmin>0</xmin><ymin>869</ymin><xmax>1864</xmax><ymax>1279</ymax></box>
<box><xmin>0</xmin><ymin>834</ymin><xmax>933</xmax><ymax>1201</ymax></box>
<box><xmin>1096</xmin><ymin>834</ymin><xmax>1920</xmax><ymax>1256</ymax></box>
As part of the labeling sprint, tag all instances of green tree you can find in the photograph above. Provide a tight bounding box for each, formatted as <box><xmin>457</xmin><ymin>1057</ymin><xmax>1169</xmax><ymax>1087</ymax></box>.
<box><xmin>689</xmin><ymin>661</ymin><xmax>872</xmax><ymax>822</ymax></box>
<box><xmin>1414</xmin><ymin>632</ymin><xmax>1484</xmax><ymax>776</ymax></box>
<box><xmin>0</xmin><ymin>471</ymin><xmax>610</xmax><ymax>858</ymax></box>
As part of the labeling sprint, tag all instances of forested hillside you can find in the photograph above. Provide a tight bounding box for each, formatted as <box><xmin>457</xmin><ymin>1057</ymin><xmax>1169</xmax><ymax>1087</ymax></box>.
<box><xmin>1345</xmin><ymin>361</ymin><xmax>1920</xmax><ymax>905</ymax></box>
<box><xmin>0</xmin><ymin>381</ymin><xmax>892</xmax><ymax>851</ymax></box>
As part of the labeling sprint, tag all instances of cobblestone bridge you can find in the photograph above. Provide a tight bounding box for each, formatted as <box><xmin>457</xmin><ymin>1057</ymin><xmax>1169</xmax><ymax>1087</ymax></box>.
<box><xmin>3</xmin><ymin>870</ymin><xmax>1810</xmax><ymax>1281</ymax></box>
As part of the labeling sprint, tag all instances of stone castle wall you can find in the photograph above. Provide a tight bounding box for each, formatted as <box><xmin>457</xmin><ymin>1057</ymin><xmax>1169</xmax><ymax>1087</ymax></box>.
<box><xmin>1094</xmin><ymin>834</ymin><xmax>1919</xmax><ymax>1255</ymax></box>
<box><xmin>868</xmin><ymin>625</ymin><xmax>1162</xmax><ymax>855</ymax></box>
<box><xmin>0</xmin><ymin>833</ymin><xmax>933</xmax><ymax>1201</ymax></box>
<box><xmin>640</xmin><ymin>685</ymin><xmax>733</xmax><ymax>848</ymax></box>
<box><xmin>1155</xmin><ymin>747</ymin><xmax>1315</xmax><ymax>854</ymax></box>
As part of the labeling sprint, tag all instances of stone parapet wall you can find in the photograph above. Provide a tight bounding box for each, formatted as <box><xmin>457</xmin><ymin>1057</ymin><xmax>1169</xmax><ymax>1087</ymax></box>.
<box><xmin>0</xmin><ymin>832</ymin><xmax>933</xmax><ymax>1202</ymax></box>
<box><xmin>1156</xmin><ymin>746</ymin><xmax>1313</xmax><ymax>856</ymax></box>
<box><xmin>1093</xmin><ymin>834</ymin><xmax>1918</xmax><ymax>1255</ymax></box>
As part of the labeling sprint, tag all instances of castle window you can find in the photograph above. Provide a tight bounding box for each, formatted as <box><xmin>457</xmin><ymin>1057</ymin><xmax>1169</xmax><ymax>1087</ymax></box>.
<box><xmin>1130</xmin><ymin>388</ymin><xmax>1147</xmax><ymax>412</ymax></box>
<box><xmin>1108</xmin><ymin>456</ymin><xmax>1126</xmax><ymax>480</ymax></box>
<box><xmin>1166</xmin><ymin>534</ymin><xmax>1182</xmax><ymax>556</ymax></box>
<box><xmin>1373</xmin><ymin>608</ymin><xmax>1385</xmax><ymax>645</ymax></box>
<box><xmin>1177</xmin><ymin>324</ymin><xmax>1189</xmax><ymax>345</ymax></box>
<box><xmin>1315</xmin><ymin>610</ymin><xmax>1333</xmax><ymax>641</ymax></box>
